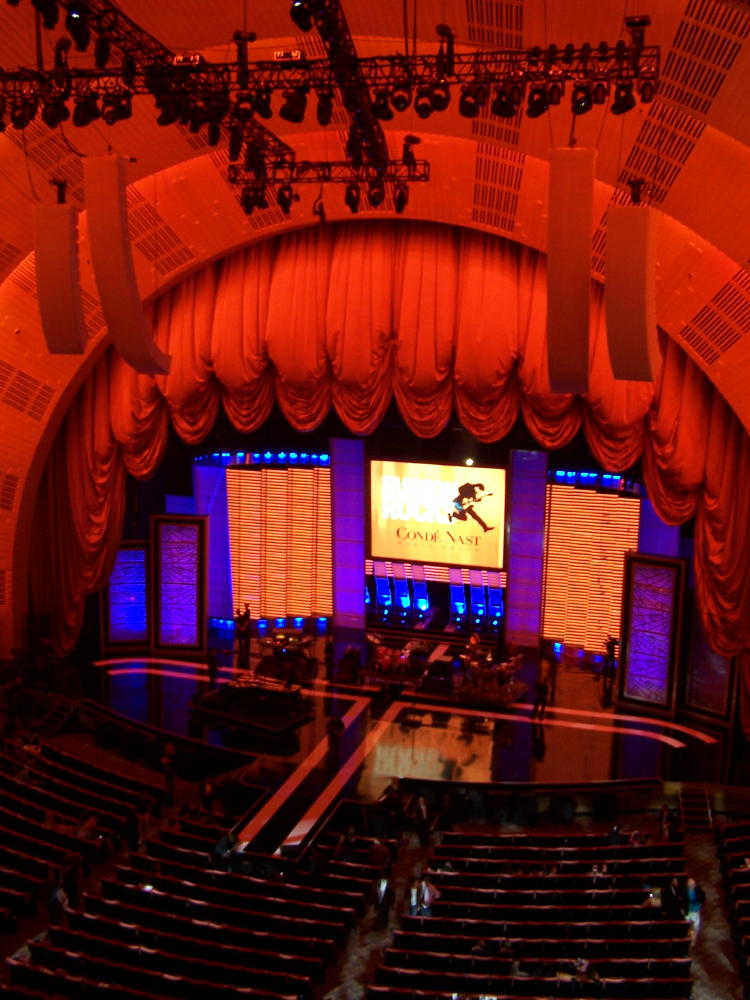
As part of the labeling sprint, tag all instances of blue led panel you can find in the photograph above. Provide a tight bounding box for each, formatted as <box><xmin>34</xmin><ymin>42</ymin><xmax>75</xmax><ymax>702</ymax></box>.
<box><xmin>154</xmin><ymin>518</ymin><xmax>204</xmax><ymax>649</ymax></box>
<box><xmin>107</xmin><ymin>546</ymin><xmax>148</xmax><ymax>643</ymax></box>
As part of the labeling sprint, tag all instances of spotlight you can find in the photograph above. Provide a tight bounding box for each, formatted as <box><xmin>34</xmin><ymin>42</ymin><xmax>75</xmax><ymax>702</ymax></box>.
<box><xmin>276</xmin><ymin>183</ymin><xmax>294</xmax><ymax>215</ymax></box>
<box><xmin>279</xmin><ymin>88</ymin><xmax>307</xmax><ymax>124</ymax></box>
<box><xmin>289</xmin><ymin>0</ymin><xmax>313</xmax><ymax>32</ymax></box>
<box><xmin>639</xmin><ymin>80</ymin><xmax>655</xmax><ymax>103</ymax></box>
<box><xmin>253</xmin><ymin>88</ymin><xmax>272</xmax><ymax>119</ymax></box>
<box><xmin>371</xmin><ymin>89</ymin><xmax>393</xmax><ymax>121</ymax></box>
<box><xmin>241</xmin><ymin>185</ymin><xmax>255</xmax><ymax>215</ymax></box>
<box><xmin>458</xmin><ymin>83</ymin><xmax>487</xmax><ymax>118</ymax></box>
<box><xmin>316</xmin><ymin>90</ymin><xmax>333</xmax><ymax>126</ymax></box>
<box><xmin>207</xmin><ymin>121</ymin><xmax>221</xmax><ymax>146</ymax></box>
<box><xmin>526</xmin><ymin>86</ymin><xmax>549</xmax><ymax>118</ymax></box>
<box><xmin>344</xmin><ymin>182</ymin><xmax>360</xmax><ymax>214</ymax></box>
<box><xmin>94</xmin><ymin>34</ymin><xmax>111</xmax><ymax>69</ymax></box>
<box><xmin>491</xmin><ymin>87</ymin><xmax>518</xmax><ymax>119</ymax></box>
<box><xmin>571</xmin><ymin>83</ymin><xmax>593</xmax><ymax>115</ymax></box>
<box><xmin>65</xmin><ymin>2</ymin><xmax>90</xmax><ymax>51</ymax></box>
<box><xmin>414</xmin><ymin>88</ymin><xmax>433</xmax><ymax>119</ymax></box>
<box><xmin>394</xmin><ymin>182</ymin><xmax>408</xmax><ymax>214</ymax></box>
<box><xmin>31</xmin><ymin>0</ymin><xmax>58</xmax><ymax>29</ymax></box>
<box><xmin>111</xmin><ymin>92</ymin><xmax>132</xmax><ymax>123</ymax></box>
<box><xmin>592</xmin><ymin>81</ymin><xmax>609</xmax><ymax>105</ymax></box>
<box><xmin>430</xmin><ymin>84</ymin><xmax>450</xmax><ymax>112</ymax></box>
<box><xmin>611</xmin><ymin>81</ymin><xmax>636</xmax><ymax>115</ymax></box>
<box><xmin>228</xmin><ymin>125</ymin><xmax>243</xmax><ymax>162</ymax></box>
<box><xmin>121</xmin><ymin>54</ymin><xmax>137</xmax><ymax>88</ymax></box>
<box><xmin>367</xmin><ymin>179</ymin><xmax>386</xmax><ymax>207</ymax></box>
<box><xmin>155</xmin><ymin>96</ymin><xmax>179</xmax><ymax>126</ymax></box>
<box><xmin>402</xmin><ymin>134</ymin><xmax>420</xmax><ymax>171</ymax></box>
<box><xmin>10</xmin><ymin>97</ymin><xmax>37</xmax><ymax>129</ymax></box>
<box><xmin>312</xmin><ymin>193</ymin><xmax>326</xmax><ymax>223</ymax></box>
<box><xmin>72</xmin><ymin>93</ymin><xmax>99</xmax><ymax>127</ymax></box>
<box><xmin>547</xmin><ymin>82</ymin><xmax>563</xmax><ymax>106</ymax></box>
<box><xmin>254</xmin><ymin>185</ymin><xmax>268</xmax><ymax>210</ymax></box>
<box><xmin>41</xmin><ymin>97</ymin><xmax>69</xmax><ymax>127</ymax></box>
<box><xmin>244</xmin><ymin>142</ymin><xmax>266</xmax><ymax>179</ymax></box>
<box><xmin>390</xmin><ymin>86</ymin><xmax>411</xmax><ymax>113</ymax></box>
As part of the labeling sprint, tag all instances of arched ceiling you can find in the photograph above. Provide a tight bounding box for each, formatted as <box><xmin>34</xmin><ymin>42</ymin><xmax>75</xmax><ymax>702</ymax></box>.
<box><xmin>0</xmin><ymin>0</ymin><xmax>749</xmax><ymax>407</ymax></box>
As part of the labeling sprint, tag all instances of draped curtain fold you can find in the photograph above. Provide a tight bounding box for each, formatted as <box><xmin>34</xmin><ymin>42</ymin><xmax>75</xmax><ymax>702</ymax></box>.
<box><xmin>27</xmin><ymin>221</ymin><xmax>750</xmax><ymax>691</ymax></box>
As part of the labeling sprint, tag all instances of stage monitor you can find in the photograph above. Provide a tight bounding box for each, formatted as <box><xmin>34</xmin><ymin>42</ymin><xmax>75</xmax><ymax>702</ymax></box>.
<box><xmin>370</xmin><ymin>461</ymin><xmax>506</xmax><ymax>570</ymax></box>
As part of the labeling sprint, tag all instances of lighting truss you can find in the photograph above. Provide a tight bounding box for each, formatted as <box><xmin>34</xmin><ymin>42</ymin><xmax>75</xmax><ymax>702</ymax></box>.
<box><xmin>0</xmin><ymin>0</ymin><xmax>659</xmax><ymax>216</ymax></box>
<box><xmin>227</xmin><ymin>158</ymin><xmax>430</xmax><ymax>185</ymax></box>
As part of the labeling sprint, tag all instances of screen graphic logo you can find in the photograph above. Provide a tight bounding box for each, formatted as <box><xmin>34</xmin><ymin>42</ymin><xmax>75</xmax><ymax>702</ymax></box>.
<box><xmin>371</xmin><ymin>462</ymin><xmax>505</xmax><ymax>569</ymax></box>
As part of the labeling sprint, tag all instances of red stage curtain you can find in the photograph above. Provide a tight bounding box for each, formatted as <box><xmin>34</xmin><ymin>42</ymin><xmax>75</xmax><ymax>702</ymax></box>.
<box><xmin>26</xmin><ymin>222</ymin><xmax>750</xmax><ymax>686</ymax></box>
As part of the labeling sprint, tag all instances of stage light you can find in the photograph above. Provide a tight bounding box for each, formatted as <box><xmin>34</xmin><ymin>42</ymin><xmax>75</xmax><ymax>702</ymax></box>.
<box><xmin>316</xmin><ymin>89</ymin><xmax>333</xmax><ymax>126</ymax></box>
<box><xmin>430</xmin><ymin>84</ymin><xmax>450</xmax><ymax>112</ymax></box>
<box><xmin>394</xmin><ymin>182</ymin><xmax>408</xmax><ymax>214</ymax></box>
<box><xmin>72</xmin><ymin>93</ymin><xmax>99</xmax><ymax>126</ymax></box>
<box><xmin>367</xmin><ymin>179</ymin><xmax>385</xmax><ymax>207</ymax></box>
<box><xmin>66</xmin><ymin>2</ymin><xmax>91</xmax><ymax>52</ymax></box>
<box><xmin>592</xmin><ymin>81</ymin><xmax>609</xmax><ymax>105</ymax></box>
<box><xmin>10</xmin><ymin>97</ymin><xmax>37</xmax><ymax>129</ymax></box>
<box><xmin>414</xmin><ymin>88</ymin><xmax>433</xmax><ymax>119</ymax></box>
<box><xmin>290</xmin><ymin>0</ymin><xmax>313</xmax><ymax>32</ymax></box>
<box><xmin>390</xmin><ymin>86</ymin><xmax>411</xmax><ymax>113</ymax></box>
<box><xmin>228</xmin><ymin>126</ymin><xmax>243</xmax><ymax>161</ymax></box>
<box><xmin>244</xmin><ymin>141</ymin><xmax>266</xmax><ymax>179</ymax></box>
<box><xmin>279</xmin><ymin>88</ymin><xmax>307</xmax><ymax>123</ymax></box>
<box><xmin>31</xmin><ymin>0</ymin><xmax>58</xmax><ymax>29</ymax></box>
<box><xmin>370</xmin><ymin>89</ymin><xmax>394</xmax><ymax>121</ymax></box>
<box><xmin>41</xmin><ymin>97</ymin><xmax>69</xmax><ymax>127</ymax></box>
<box><xmin>241</xmin><ymin>185</ymin><xmax>255</xmax><ymax>215</ymax></box>
<box><xmin>526</xmin><ymin>86</ymin><xmax>549</xmax><ymax>118</ymax></box>
<box><xmin>458</xmin><ymin>83</ymin><xmax>487</xmax><ymax>118</ymax></box>
<box><xmin>611</xmin><ymin>81</ymin><xmax>636</xmax><ymax>115</ymax></box>
<box><xmin>344</xmin><ymin>182</ymin><xmax>360</xmax><ymax>214</ymax></box>
<box><xmin>155</xmin><ymin>97</ymin><xmax>179</xmax><ymax>126</ymax></box>
<box><xmin>207</xmin><ymin>121</ymin><xmax>221</xmax><ymax>146</ymax></box>
<box><xmin>94</xmin><ymin>34</ymin><xmax>111</xmax><ymax>69</ymax></box>
<box><xmin>491</xmin><ymin>86</ymin><xmax>519</xmax><ymax>119</ymax></box>
<box><xmin>548</xmin><ymin>82</ymin><xmax>563</xmax><ymax>106</ymax></box>
<box><xmin>312</xmin><ymin>193</ymin><xmax>326</xmax><ymax>223</ymax></box>
<box><xmin>572</xmin><ymin>83</ymin><xmax>593</xmax><ymax>115</ymax></box>
<box><xmin>253</xmin><ymin>88</ymin><xmax>272</xmax><ymax>119</ymax></box>
<box><xmin>276</xmin><ymin>183</ymin><xmax>294</xmax><ymax>215</ymax></box>
<box><xmin>465</xmin><ymin>458</ymin><xmax>474</xmax><ymax>466</ymax></box>
<box><xmin>639</xmin><ymin>80</ymin><xmax>655</xmax><ymax>103</ymax></box>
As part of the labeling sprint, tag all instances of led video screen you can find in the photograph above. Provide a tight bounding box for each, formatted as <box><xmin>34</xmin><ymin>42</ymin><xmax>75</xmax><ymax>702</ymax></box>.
<box><xmin>370</xmin><ymin>461</ymin><xmax>506</xmax><ymax>570</ymax></box>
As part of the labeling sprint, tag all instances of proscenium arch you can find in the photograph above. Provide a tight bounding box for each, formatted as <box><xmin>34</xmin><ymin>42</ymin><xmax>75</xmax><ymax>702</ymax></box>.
<box><xmin>0</xmin><ymin>141</ymin><xmax>748</xmax><ymax>658</ymax></box>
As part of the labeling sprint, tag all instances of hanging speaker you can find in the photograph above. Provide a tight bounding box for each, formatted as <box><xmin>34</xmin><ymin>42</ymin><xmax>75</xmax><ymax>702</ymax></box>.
<box><xmin>33</xmin><ymin>202</ymin><xmax>87</xmax><ymax>354</ymax></box>
<box><xmin>83</xmin><ymin>155</ymin><xmax>170</xmax><ymax>375</ymax></box>
<box><xmin>605</xmin><ymin>204</ymin><xmax>659</xmax><ymax>382</ymax></box>
<box><xmin>546</xmin><ymin>147</ymin><xmax>596</xmax><ymax>394</ymax></box>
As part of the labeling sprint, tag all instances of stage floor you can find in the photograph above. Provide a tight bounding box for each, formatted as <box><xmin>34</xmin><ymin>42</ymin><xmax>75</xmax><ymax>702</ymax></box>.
<box><xmin>94</xmin><ymin>654</ymin><xmax>721</xmax><ymax>789</ymax></box>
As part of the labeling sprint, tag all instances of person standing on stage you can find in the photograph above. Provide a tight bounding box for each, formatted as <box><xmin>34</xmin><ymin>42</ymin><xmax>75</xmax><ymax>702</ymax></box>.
<box><xmin>531</xmin><ymin>676</ymin><xmax>549</xmax><ymax>720</ymax></box>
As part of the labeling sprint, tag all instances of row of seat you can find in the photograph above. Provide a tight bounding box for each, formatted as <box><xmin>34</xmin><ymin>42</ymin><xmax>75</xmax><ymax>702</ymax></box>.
<box><xmin>391</xmin><ymin>929</ymin><xmax>691</xmax><ymax>959</ymax></box>
<box><xmin>374</xmin><ymin>965</ymin><xmax>693</xmax><ymax>998</ymax></box>
<box><xmin>372</xmin><ymin>827</ymin><xmax>692</xmax><ymax>1000</ymax></box>
<box><xmin>427</xmin><ymin>866</ymin><xmax>686</xmax><ymax>889</ymax></box>
<box><xmin>432</xmin><ymin>840</ymin><xmax>685</xmax><ymax>862</ymax></box>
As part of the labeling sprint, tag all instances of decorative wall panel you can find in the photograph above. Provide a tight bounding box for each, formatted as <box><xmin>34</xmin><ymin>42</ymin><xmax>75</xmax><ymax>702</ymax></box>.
<box><xmin>621</xmin><ymin>555</ymin><xmax>685</xmax><ymax>709</ymax></box>
<box><xmin>105</xmin><ymin>545</ymin><xmax>149</xmax><ymax>645</ymax></box>
<box><xmin>152</xmin><ymin>516</ymin><xmax>206</xmax><ymax>651</ymax></box>
<box><xmin>226</xmin><ymin>466</ymin><xmax>332</xmax><ymax>620</ymax></box>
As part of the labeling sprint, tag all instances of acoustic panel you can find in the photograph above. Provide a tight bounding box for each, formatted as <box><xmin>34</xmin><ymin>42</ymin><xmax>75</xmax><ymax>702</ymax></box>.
<box><xmin>83</xmin><ymin>156</ymin><xmax>170</xmax><ymax>375</ymax></box>
<box><xmin>605</xmin><ymin>205</ymin><xmax>660</xmax><ymax>382</ymax></box>
<box><xmin>546</xmin><ymin>147</ymin><xmax>596</xmax><ymax>394</ymax></box>
<box><xmin>33</xmin><ymin>202</ymin><xmax>87</xmax><ymax>354</ymax></box>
